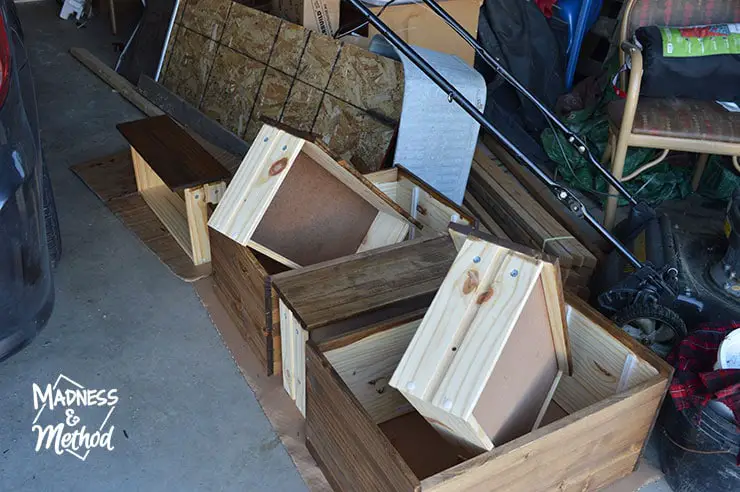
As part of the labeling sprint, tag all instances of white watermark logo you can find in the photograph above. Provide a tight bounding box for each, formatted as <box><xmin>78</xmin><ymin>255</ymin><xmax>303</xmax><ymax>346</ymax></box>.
<box><xmin>31</xmin><ymin>374</ymin><xmax>118</xmax><ymax>461</ymax></box>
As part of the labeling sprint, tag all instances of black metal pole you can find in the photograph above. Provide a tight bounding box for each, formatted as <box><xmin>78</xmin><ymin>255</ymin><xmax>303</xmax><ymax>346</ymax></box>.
<box><xmin>418</xmin><ymin>0</ymin><xmax>638</xmax><ymax>206</ymax></box>
<box><xmin>343</xmin><ymin>0</ymin><xmax>644</xmax><ymax>269</ymax></box>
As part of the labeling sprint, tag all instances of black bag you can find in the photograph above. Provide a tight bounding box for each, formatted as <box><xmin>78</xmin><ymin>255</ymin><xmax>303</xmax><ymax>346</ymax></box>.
<box><xmin>636</xmin><ymin>24</ymin><xmax>740</xmax><ymax>101</ymax></box>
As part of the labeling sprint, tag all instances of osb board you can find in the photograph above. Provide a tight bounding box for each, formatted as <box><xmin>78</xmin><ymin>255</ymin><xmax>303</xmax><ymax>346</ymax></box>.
<box><xmin>161</xmin><ymin>2</ymin><xmax>402</xmax><ymax>173</ymax></box>
<box><xmin>70</xmin><ymin>152</ymin><xmax>211</xmax><ymax>281</ymax></box>
<box><xmin>251</xmin><ymin>152</ymin><xmax>378</xmax><ymax>266</ymax></box>
<box><xmin>192</xmin><ymin>276</ymin><xmax>664</xmax><ymax>492</ymax></box>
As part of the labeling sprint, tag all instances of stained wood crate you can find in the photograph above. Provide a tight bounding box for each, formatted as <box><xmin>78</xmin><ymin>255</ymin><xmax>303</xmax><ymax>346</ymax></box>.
<box><xmin>305</xmin><ymin>293</ymin><xmax>672</xmax><ymax>492</ymax></box>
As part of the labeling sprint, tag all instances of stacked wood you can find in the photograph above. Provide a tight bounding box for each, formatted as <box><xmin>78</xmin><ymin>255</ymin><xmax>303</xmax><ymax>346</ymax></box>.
<box><xmin>466</xmin><ymin>143</ymin><xmax>597</xmax><ymax>297</ymax></box>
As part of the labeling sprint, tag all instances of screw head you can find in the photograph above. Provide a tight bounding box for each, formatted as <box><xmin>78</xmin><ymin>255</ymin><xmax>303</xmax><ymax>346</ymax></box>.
<box><xmin>559</xmin><ymin>191</ymin><xmax>567</xmax><ymax>199</ymax></box>
<box><xmin>282</xmin><ymin>145</ymin><xmax>287</xmax><ymax>151</ymax></box>
<box><xmin>473</xmin><ymin>256</ymin><xmax>481</xmax><ymax>263</ymax></box>
<box><xmin>406</xmin><ymin>381</ymin><xmax>416</xmax><ymax>392</ymax></box>
<box><xmin>442</xmin><ymin>399</ymin><xmax>453</xmax><ymax>411</ymax></box>
<box><xmin>263</xmin><ymin>137</ymin><xmax>269</xmax><ymax>142</ymax></box>
<box><xmin>510</xmin><ymin>269</ymin><xmax>519</xmax><ymax>277</ymax></box>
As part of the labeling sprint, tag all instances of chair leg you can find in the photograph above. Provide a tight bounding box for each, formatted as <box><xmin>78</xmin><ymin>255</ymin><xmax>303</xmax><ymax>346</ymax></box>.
<box><xmin>691</xmin><ymin>154</ymin><xmax>709</xmax><ymax>191</ymax></box>
<box><xmin>604</xmin><ymin>134</ymin><xmax>630</xmax><ymax>230</ymax></box>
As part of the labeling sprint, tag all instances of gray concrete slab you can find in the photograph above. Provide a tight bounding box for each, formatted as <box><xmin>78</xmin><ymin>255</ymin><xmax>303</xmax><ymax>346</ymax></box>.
<box><xmin>0</xmin><ymin>2</ymin><xmax>307</xmax><ymax>490</ymax></box>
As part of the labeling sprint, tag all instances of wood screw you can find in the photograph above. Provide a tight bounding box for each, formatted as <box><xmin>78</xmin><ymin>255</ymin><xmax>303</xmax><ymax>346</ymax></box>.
<box><xmin>264</xmin><ymin>137</ymin><xmax>269</xmax><ymax>142</ymax></box>
<box><xmin>510</xmin><ymin>269</ymin><xmax>518</xmax><ymax>277</ymax></box>
<box><xmin>473</xmin><ymin>256</ymin><xmax>481</xmax><ymax>263</ymax></box>
<box><xmin>282</xmin><ymin>145</ymin><xmax>287</xmax><ymax>151</ymax></box>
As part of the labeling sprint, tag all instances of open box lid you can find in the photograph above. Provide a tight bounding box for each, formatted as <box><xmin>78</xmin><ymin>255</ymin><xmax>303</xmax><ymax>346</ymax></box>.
<box><xmin>208</xmin><ymin>123</ymin><xmax>420</xmax><ymax>269</ymax></box>
<box><xmin>390</xmin><ymin>226</ymin><xmax>571</xmax><ymax>451</ymax></box>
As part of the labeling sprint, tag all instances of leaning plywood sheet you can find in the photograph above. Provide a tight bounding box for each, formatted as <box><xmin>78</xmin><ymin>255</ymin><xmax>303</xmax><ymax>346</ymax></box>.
<box><xmin>209</xmin><ymin>123</ymin><xmax>414</xmax><ymax>268</ymax></box>
<box><xmin>390</xmin><ymin>231</ymin><xmax>570</xmax><ymax>452</ymax></box>
<box><xmin>160</xmin><ymin>3</ymin><xmax>403</xmax><ymax>172</ymax></box>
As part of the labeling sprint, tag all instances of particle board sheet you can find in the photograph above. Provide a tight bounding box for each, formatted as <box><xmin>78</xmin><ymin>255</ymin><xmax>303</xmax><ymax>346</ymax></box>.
<box><xmin>117</xmin><ymin>115</ymin><xmax>231</xmax><ymax>190</ymax></box>
<box><xmin>70</xmin><ymin>152</ymin><xmax>211</xmax><ymax>281</ymax></box>
<box><xmin>271</xmin><ymin>236</ymin><xmax>457</xmax><ymax>332</ymax></box>
<box><xmin>160</xmin><ymin>2</ymin><xmax>403</xmax><ymax>173</ymax></box>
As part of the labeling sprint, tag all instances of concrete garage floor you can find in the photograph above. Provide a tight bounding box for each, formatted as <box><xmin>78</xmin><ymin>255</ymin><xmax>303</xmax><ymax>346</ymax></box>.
<box><xmin>0</xmin><ymin>2</ymin><xmax>307</xmax><ymax>490</ymax></box>
<box><xmin>0</xmin><ymin>2</ymin><xmax>675</xmax><ymax>491</ymax></box>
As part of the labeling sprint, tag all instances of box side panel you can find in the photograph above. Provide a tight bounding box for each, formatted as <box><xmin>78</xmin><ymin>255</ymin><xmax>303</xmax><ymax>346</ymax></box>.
<box><xmin>306</xmin><ymin>343</ymin><xmax>419</xmax><ymax>492</ymax></box>
<box><xmin>420</xmin><ymin>380</ymin><xmax>666</xmax><ymax>492</ymax></box>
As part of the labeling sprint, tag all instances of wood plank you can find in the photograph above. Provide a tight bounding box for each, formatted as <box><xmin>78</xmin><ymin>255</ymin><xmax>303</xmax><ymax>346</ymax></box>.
<box><xmin>420</xmin><ymin>379</ymin><xmax>667</xmax><ymax>492</ymax></box>
<box><xmin>184</xmin><ymin>186</ymin><xmax>211</xmax><ymax>265</ymax></box>
<box><xmin>480</xmin><ymin>137</ymin><xmax>607</xmax><ymax>259</ymax></box>
<box><xmin>137</xmin><ymin>74</ymin><xmax>251</xmax><ymax>161</ymax></box>
<box><xmin>70</xmin><ymin>47</ymin><xmax>164</xmax><ymax>117</ymax></box>
<box><xmin>357</xmin><ymin>211</ymin><xmax>411</xmax><ymax>254</ymax></box>
<box><xmin>325</xmin><ymin>318</ymin><xmax>420</xmax><ymax>424</ymax></box>
<box><xmin>306</xmin><ymin>342</ymin><xmax>420</xmax><ymax>492</ymax></box>
<box><xmin>271</xmin><ymin>236</ymin><xmax>456</xmax><ymax>331</ymax></box>
<box><xmin>118</xmin><ymin>115</ymin><xmax>231</xmax><ymax>191</ymax></box>
<box><xmin>293</xmin><ymin>314</ymin><xmax>309</xmax><ymax>417</ymax></box>
<box><xmin>280</xmin><ymin>299</ymin><xmax>297</xmax><ymax>399</ymax></box>
<box><xmin>462</xmin><ymin>192</ymin><xmax>510</xmax><ymax>240</ymax></box>
<box><xmin>132</xmin><ymin>149</ymin><xmax>193</xmax><ymax>259</ymax></box>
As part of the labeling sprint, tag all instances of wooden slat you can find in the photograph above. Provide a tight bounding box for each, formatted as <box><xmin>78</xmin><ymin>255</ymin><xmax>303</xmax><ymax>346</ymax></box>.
<box><xmin>306</xmin><ymin>342</ymin><xmax>420</xmax><ymax>492</ymax></box>
<box><xmin>480</xmin><ymin>137</ymin><xmax>607</xmax><ymax>259</ymax></box>
<box><xmin>357</xmin><ymin>211</ymin><xmax>411</xmax><ymax>253</ymax></box>
<box><xmin>470</xmin><ymin>146</ymin><xmax>597</xmax><ymax>270</ymax></box>
<box><xmin>271</xmin><ymin>236</ymin><xmax>456</xmax><ymax>331</ymax></box>
<box><xmin>462</xmin><ymin>192</ymin><xmax>510</xmax><ymax>240</ymax></box>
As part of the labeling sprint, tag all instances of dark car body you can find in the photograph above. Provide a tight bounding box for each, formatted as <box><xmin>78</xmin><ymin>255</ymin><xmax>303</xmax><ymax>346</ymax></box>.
<box><xmin>0</xmin><ymin>2</ymin><xmax>56</xmax><ymax>361</ymax></box>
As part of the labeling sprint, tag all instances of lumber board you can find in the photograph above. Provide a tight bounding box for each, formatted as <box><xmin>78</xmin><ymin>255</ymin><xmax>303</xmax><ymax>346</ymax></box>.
<box><xmin>306</xmin><ymin>342</ymin><xmax>420</xmax><ymax>492</ymax></box>
<box><xmin>184</xmin><ymin>187</ymin><xmax>211</xmax><ymax>265</ymax></box>
<box><xmin>474</xmin><ymin>149</ymin><xmax>597</xmax><ymax>268</ymax></box>
<box><xmin>468</xmin><ymin>163</ymin><xmax>577</xmax><ymax>268</ymax></box>
<box><xmin>271</xmin><ymin>236</ymin><xmax>456</xmax><ymax>332</ymax></box>
<box><xmin>137</xmin><ymin>74</ymin><xmax>250</xmax><ymax>161</ymax></box>
<box><xmin>461</xmin><ymin>192</ymin><xmax>510</xmax><ymax>240</ymax></box>
<box><xmin>70</xmin><ymin>48</ymin><xmax>164</xmax><ymax>117</ymax></box>
<box><xmin>324</xmin><ymin>318</ymin><xmax>421</xmax><ymax>424</ymax></box>
<box><xmin>118</xmin><ymin>115</ymin><xmax>231</xmax><ymax>191</ymax></box>
<box><xmin>357</xmin><ymin>211</ymin><xmax>411</xmax><ymax>254</ymax></box>
<box><xmin>481</xmin><ymin>136</ymin><xmax>607</xmax><ymax>259</ymax></box>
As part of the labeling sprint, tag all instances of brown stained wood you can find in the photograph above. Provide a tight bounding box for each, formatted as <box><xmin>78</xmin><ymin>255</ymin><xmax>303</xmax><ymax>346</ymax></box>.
<box><xmin>305</xmin><ymin>342</ymin><xmax>420</xmax><ymax>491</ymax></box>
<box><xmin>210</xmin><ymin>229</ymin><xmax>290</xmax><ymax>375</ymax></box>
<box><xmin>271</xmin><ymin>236</ymin><xmax>456</xmax><ymax>331</ymax></box>
<box><xmin>251</xmin><ymin>152</ymin><xmax>378</xmax><ymax>266</ymax></box>
<box><xmin>117</xmin><ymin>115</ymin><xmax>231</xmax><ymax>191</ymax></box>
<box><xmin>480</xmin><ymin>137</ymin><xmax>608</xmax><ymax>260</ymax></box>
<box><xmin>462</xmin><ymin>192</ymin><xmax>510</xmax><ymax>240</ymax></box>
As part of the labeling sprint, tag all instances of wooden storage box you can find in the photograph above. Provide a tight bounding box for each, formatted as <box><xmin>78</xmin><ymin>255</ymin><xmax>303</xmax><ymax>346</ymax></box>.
<box><xmin>305</xmin><ymin>294</ymin><xmax>672</xmax><ymax>492</ymax></box>
<box><xmin>210</xmin><ymin>151</ymin><xmax>473</xmax><ymax>375</ymax></box>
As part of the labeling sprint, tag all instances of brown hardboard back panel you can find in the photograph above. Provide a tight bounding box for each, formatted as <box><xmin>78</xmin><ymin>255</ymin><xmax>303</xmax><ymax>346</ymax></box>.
<box><xmin>251</xmin><ymin>152</ymin><xmax>377</xmax><ymax>266</ymax></box>
<box><xmin>472</xmin><ymin>277</ymin><xmax>559</xmax><ymax>445</ymax></box>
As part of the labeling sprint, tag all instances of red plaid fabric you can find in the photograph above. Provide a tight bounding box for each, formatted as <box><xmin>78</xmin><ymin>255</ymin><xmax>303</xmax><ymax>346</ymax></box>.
<box><xmin>667</xmin><ymin>322</ymin><xmax>740</xmax><ymax>464</ymax></box>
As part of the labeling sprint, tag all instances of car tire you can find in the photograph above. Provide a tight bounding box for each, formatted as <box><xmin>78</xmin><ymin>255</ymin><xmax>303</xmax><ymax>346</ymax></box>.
<box><xmin>42</xmin><ymin>163</ymin><xmax>61</xmax><ymax>267</ymax></box>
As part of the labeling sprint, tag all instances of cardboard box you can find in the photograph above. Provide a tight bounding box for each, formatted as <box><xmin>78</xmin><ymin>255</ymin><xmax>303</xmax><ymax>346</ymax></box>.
<box><xmin>368</xmin><ymin>0</ymin><xmax>482</xmax><ymax>65</ymax></box>
<box><xmin>271</xmin><ymin>0</ymin><xmax>341</xmax><ymax>35</ymax></box>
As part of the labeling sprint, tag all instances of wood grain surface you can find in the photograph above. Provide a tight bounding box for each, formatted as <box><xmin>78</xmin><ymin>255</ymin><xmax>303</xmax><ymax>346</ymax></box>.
<box><xmin>271</xmin><ymin>236</ymin><xmax>456</xmax><ymax>331</ymax></box>
<box><xmin>117</xmin><ymin>115</ymin><xmax>231</xmax><ymax>190</ymax></box>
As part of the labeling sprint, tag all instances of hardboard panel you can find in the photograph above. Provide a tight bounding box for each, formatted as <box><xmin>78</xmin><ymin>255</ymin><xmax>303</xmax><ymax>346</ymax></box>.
<box><xmin>160</xmin><ymin>27</ymin><xmax>218</xmax><ymax>107</ymax></box>
<box><xmin>250</xmin><ymin>151</ymin><xmax>378</xmax><ymax>266</ymax></box>
<box><xmin>472</xmin><ymin>278</ymin><xmax>559</xmax><ymax>445</ymax></box>
<box><xmin>181</xmin><ymin>0</ymin><xmax>232</xmax><ymax>40</ymax></box>
<box><xmin>200</xmin><ymin>45</ymin><xmax>266</xmax><ymax>137</ymax></box>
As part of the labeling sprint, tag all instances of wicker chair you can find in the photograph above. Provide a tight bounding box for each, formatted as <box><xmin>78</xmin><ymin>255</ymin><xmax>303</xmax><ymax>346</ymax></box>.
<box><xmin>603</xmin><ymin>0</ymin><xmax>740</xmax><ymax>229</ymax></box>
